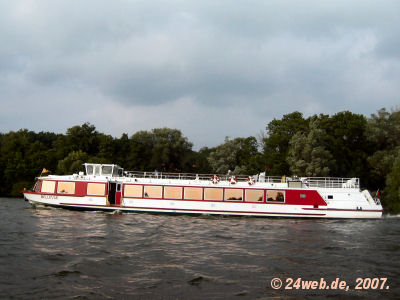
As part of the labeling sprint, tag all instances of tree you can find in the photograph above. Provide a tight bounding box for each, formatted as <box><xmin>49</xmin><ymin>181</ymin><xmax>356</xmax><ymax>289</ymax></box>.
<box><xmin>65</xmin><ymin>123</ymin><xmax>100</xmax><ymax>156</ymax></box>
<box><xmin>150</xmin><ymin>128</ymin><xmax>194</xmax><ymax>172</ymax></box>
<box><xmin>208</xmin><ymin>137</ymin><xmax>263</xmax><ymax>174</ymax></box>
<box><xmin>57</xmin><ymin>150</ymin><xmax>88</xmax><ymax>174</ymax></box>
<box><xmin>127</xmin><ymin>128</ymin><xmax>193</xmax><ymax>172</ymax></box>
<box><xmin>383</xmin><ymin>155</ymin><xmax>400</xmax><ymax>214</ymax></box>
<box><xmin>287</xmin><ymin>119</ymin><xmax>334</xmax><ymax>176</ymax></box>
<box><xmin>0</xmin><ymin>129</ymin><xmax>59</xmax><ymax>195</ymax></box>
<box><xmin>321</xmin><ymin>111</ymin><xmax>369</xmax><ymax>179</ymax></box>
<box><xmin>97</xmin><ymin>133</ymin><xmax>116</xmax><ymax>162</ymax></box>
<box><xmin>367</xmin><ymin>108</ymin><xmax>400</xmax><ymax>150</ymax></box>
<box><xmin>127</xmin><ymin>130</ymin><xmax>154</xmax><ymax>170</ymax></box>
<box><xmin>263</xmin><ymin>112</ymin><xmax>308</xmax><ymax>175</ymax></box>
<box><xmin>113</xmin><ymin>133</ymin><xmax>131</xmax><ymax>167</ymax></box>
<box><xmin>193</xmin><ymin>147</ymin><xmax>213</xmax><ymax>173</ymax></box>
<box><xmin>366</xmin><ymin>108</ymin><xmax>400</xmax><ymax>189</ymax></box>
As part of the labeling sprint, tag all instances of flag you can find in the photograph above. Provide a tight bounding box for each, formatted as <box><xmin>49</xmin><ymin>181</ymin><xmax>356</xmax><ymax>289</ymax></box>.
<box><xmin>376</xmin><ymin>189</ymin><xmax>381</xmax><ymax>199</ymax></box>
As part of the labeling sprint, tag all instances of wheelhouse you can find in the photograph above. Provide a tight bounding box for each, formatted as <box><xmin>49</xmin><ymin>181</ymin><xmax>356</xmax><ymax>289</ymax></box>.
<box><xmin>84</xmin><ymin>163</ymin><xmax>123</xmax><ymax>177</ymax></box>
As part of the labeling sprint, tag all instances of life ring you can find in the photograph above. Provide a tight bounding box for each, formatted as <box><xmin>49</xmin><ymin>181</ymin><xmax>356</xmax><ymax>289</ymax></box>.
<box><xmin>210</xmin><ymin>175</ymin><xmax>220</xmax><ymax>184</ymax></box>
<box><xmin>228</xmin><ymin>176</ymin><xmax>237</xmax><ymax>184</ymax></box>
<box><xmin>246</xmin><ymin>176</ymin><xmax>255</xmax><ymax>185</ymax></box>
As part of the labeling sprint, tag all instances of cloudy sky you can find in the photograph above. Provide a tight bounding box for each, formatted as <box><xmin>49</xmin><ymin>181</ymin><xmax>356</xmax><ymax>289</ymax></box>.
<box><xmin>1</xmin><ymin>0</ymin><xmax>399</xmax><ymax>149</ymax></box>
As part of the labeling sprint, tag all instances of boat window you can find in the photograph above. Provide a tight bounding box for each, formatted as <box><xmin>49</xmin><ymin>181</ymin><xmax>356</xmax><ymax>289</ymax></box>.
<box><xmin>86</xmin><ymin>165</ymin><xmax>93</xmax><ymax>175</ymax></box>
<box><xmin>328</xmin><ymin>195</ymin><xmax>333</xmax><ymax>199</ymax></box>
<box><xmin>144</xmin><ymin>185</ymin><xmax>162</xmax><ymax>198</ymax></box>
<box><xmin>34</xmin><ymin>180</ymin><xmax>42</xmax><ymax>192</ymax></box>
<box><xmin>102</xmin><ymin>166</ymin><xmax>113</xmax><ymax>176</ymax></box>
<box><xmin>94</xmin><ymin>165</ymin><xmax>100</xmax><ymax>176</ymax></box>
<box><xmin>267</xmin><ymin>190</ymin><xmax>285</xmax><ymax>202</ymax></box>
<box><xmin>124</xmin><ymin>184</ymin><xmax>142</xmax><ymax>197</ymax></box>
<box><xmin>57</xmin><ymin>181</ymin><xmax>75</xmax><ymax>194</ymax></box>
<box><xmin>87</xmin><ymin>183</ymin><xmax>106</xmax><ymax>195</ymax></box>
<box><xmin>164</xmin><ymin>186</ymin><xmax>183</xmax><ymax>199</ymax></box>
<box><xmin>41</xmin><ymin>180</ymin><xmax>56</xmax><ymax>193</ymax></box>
<box><xmin>245</xmin><ymin>189</ymin><xmax>264</xmax><ymax>202</ymax></box>
<box><xmin>184</xmin><ymin>187</ymin><xmax>203</xmax><ymax>200</ymax></box>
<box><xmin>224</xmin><ymin>189</ymin><xmax>243</xmax><ymax>201</ymax></box>
<box><xmin>204</xmin><ymin>188</ymin><xmax>223</xmax><ymax>201</ymax></box>
<box><xmin>113</xmin><ymin>167</ymin><xmax>121</xmax><ymax>177</ymax></box>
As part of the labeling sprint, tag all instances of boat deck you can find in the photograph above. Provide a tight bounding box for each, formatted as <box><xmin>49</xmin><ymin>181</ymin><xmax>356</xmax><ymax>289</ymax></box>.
<box><xmin>124</xmin><ymin>171</ymin><xmax>360</xmax><ymax>189</ymax></box>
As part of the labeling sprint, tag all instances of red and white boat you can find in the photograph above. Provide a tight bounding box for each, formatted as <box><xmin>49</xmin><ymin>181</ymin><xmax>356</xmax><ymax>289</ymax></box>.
<box><xmin>22</xmin><ymin>163</ymin><xmax>383</xmax><ymax>218</ymax></box>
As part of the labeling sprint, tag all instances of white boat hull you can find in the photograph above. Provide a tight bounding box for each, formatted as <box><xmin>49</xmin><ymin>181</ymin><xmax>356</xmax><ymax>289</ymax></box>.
<box><xmin>24</xmin><ymin>193</ymin><xmax>382</xmax><ymax>219</ymax></box>
<box><xmin>22</xmin><ymin>163</ymin><xmax>383</xmax><ymax>219</ymax></box>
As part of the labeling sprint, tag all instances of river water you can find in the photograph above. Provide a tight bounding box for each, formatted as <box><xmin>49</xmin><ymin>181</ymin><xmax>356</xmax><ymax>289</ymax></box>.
<box><xmin>0</xmin><ymin>197</ymin><xmax>399</xmax><ymax>299</ymax></box>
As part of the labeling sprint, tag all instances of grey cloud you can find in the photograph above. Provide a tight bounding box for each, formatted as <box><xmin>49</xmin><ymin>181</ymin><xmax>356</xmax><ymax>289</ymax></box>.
<box><xmin>0</xmin><ymin>0</ymin><xmax>400</xmax><ymax>147</ymax></box>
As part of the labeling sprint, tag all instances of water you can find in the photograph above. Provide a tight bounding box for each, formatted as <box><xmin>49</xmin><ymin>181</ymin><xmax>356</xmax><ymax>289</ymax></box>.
<box><xmin>1</xmin><ymin>197</ymin><xmax>399</xmax><ymax>299</ymax></box>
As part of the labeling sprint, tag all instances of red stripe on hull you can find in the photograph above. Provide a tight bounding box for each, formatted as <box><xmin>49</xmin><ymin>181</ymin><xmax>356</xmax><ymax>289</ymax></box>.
<box><xmin>302</xmin><ymin>208</ymin><xmax>383</xmax><ymax>212</ymax></box>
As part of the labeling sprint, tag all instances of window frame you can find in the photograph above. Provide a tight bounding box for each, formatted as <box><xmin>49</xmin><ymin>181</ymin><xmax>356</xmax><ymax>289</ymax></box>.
<box><xmin>41</xmin><ymin>180</ymin><xmax>56</xmax><ymax>194</ymax></box>
<box><xmin>163</xmin><ymin>186</ymin><xmax>183</xmax><ymax>200</ymax></box>
<box><xmin>144</xmin><ymin>185</ymin><xmax>163</xmax><ymax>199</ymax></box>
<box><xmin>204</xmin><ymin>187</ymin><xmax>223</xmax><ymax>201</ymax></box>
<box><xmin>244</xmin><ymin>189</ymin><xmax>265</xmax><ymax>203</ymax></box>
<box><xmin>224</xmin><ymin>188</ymin><xmax>244</xmax><ymax>202</ymax></box>
<box><xmin>266</xmin><ymin>190</ymin><xmax>286</xmax><ymax>203</ymax></box>
<box><xmin>87</xmin><ymin>182</ymin><xmax>106</xmax><ymax>196</ymax></box>
<box><xmin>57</xmin><ymin>181</ymin><xmax>76</xmax><ymax>195</ymax></box>
<box><xmin>184</xmin><ymin>187</ymin><xmax>203</xmax><ymax>200</ymax></box>
<box><xmin>123</xmin><ymin>184</ymin><xmax>143</xmax><ymax>198</ymax></box>
<box><xmin>34</xmin><ymin>180</ymin><xmax>42</xmax><ymax>192</ymax></box>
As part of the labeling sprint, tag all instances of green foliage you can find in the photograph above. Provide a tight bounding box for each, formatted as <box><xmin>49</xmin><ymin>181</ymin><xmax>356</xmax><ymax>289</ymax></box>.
<box><xmin>367</xmin><ymin>148</ymin><xmax>400</xmax><ymax>188</ymax></box>
<box><xmin>383</xmin><ymin>155</ymin><xmax>400</xmax><ymax>214</ymax></box>
<box><xmin>66</xmin><ymin>122</ymin><xmax>100</xmax><ymax>155</ymax></box>
<box><xmin>127</xmin><ymin>128</ymin><xmax>193</xmax><ymax>172</ymax></box>
<box><xmin>128</xmin><ymin>130</ymin><xmax>154</xmax><ymax>170</ymax></box>
<box><xmin>208</xmin><ymin>137</ymin><xmax>263</xmax><ymax>174</ymax></box>
<box><xmin>11</xmin><ymin>181</ymin><xmax>33</xmax><ymax>197</ymax></box>
<box><xmin>321</xmin><ymin>111</ymin><xmax>369</xmax><ymax>178</ymax></box>
<box><xmin>367</xmin><ymin>108</ymin><xmax>400</xmax><ymax>150</ymax></box>
<box><xmin>193</xmin><ymin>147</ymin><xmax>212</xmax><ymax>173</ymax></box>
<box><xmin>150</xmin><ymin>128</ymin><xmax>194</xmax><ymax>172</ymax></box>
<box><xmin>57</xmin><ymin>150</ymin><xmax>88</xmax><ymax>174</ymax></box>
<box><xmin>287</xmin><ymin>119</ymin><xmax>334</xmax><ymax>176</ymax></box>
<box><xmin>366</xmin><ymin>108</ymin><xmax>400</xmax><ymax>189</ymax></box>
<box><xmin>0</xmin><ymin>129</ymin><xmax>59</xmax><ymax>195</ymax></box>
<box><xmin>263</xmin><ymin>112</ymin><xmax>308</xmax><ymax>175</ymax></box>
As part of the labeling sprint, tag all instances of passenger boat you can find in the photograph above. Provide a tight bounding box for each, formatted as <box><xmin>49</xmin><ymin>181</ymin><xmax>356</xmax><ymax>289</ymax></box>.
<box><xmin>22</xmin><ymin>163</ymin><xmax>383</xmax><ymax>218</ymax></box>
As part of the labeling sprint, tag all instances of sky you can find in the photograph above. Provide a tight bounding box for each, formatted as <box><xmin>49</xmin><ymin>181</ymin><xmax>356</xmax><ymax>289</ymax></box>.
<box><xmin>0</xmin><ymin>0</ymin><xmax>399</xmax><ymax>149</ymax></box>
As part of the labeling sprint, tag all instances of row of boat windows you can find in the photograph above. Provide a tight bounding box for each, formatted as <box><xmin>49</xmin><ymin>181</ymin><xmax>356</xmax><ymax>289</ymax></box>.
<box><xmin>85</xmin><ymin>165</ymin><xmax>123</xmax><ymax>177</ymax></box>
<box><xmin>39</xmin><ymin>180</ymin><xmax>106</xmax><ymax>196</ymax></box>
<box><xmin>124</xmin><ymin>184</ymin><xmax>285</xmax><ymax>203</ymax></box>
<box><xmin>38</xmin><ymin>180</ymin><xmax>286</xmax><ymax>202</ymax></box>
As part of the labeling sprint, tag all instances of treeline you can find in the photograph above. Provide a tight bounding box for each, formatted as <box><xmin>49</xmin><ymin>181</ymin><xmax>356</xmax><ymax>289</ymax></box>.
<box><xmin>0</xmin><ymin>108</ymin><xmax>399</xmax><ymax>213</ymax></box>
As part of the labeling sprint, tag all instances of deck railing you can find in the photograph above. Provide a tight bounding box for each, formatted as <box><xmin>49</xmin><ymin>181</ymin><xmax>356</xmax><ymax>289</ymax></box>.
<box><xmin>124</xmin><ymin>171</ymin><xmax>254</xmax><ymax>182</ymax></box>
<box><xmin>300</xmin><ymin>177</ymin><xmax>359</xmax><ymax>188</ymax></box>
<box><xmin>124</xmin><ymin>171</ymin><xmax>359</xmax><ymax>189</ymax></box>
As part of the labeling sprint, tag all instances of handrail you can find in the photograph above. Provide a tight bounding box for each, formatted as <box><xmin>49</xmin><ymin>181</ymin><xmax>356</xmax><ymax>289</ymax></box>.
<box><xmin>124</xmin><ymin>171</ymin><xmax>359</xmax><ymax>188</ymax></box>
<box><xmin>301</xmin><ymin>177</ymin><xmax>359</xmax><ymax>188</ymax></box>
<box><xmin>124</xmin><ymin>171</ymin><xmax>252</xmax><ymax>182</ymax></box>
